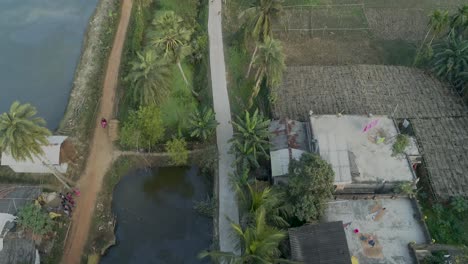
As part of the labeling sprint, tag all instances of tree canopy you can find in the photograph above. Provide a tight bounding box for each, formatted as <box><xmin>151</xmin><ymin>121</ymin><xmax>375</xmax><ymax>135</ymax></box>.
<box><xmin>285</xmin><ymin>153</ymin><xmax>335</xmax><ymax>222</ymax></box>
<box><xmin>166</xmin><ymin>137</ymin><xmax>189</xmax><ymax>165</ymax></box>
<box><xmin>125</xmin><ymin>49</ymin><xmax>172</xmax><ymax>106</ymax></box>
<box><xmin>120</xmin><ymin>105</ymin><xmax>165</xmax><ymax>150</ymax></box>
<box><xmin>0</xmin><ymin>101</ymin><xmax>51</xmax><ymax>161</ymax></box>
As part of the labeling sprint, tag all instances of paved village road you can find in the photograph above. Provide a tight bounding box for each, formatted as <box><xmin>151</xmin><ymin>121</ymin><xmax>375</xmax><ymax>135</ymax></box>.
<box><xmin>208</xmin><ymin>0</ymin><xmax>240</xmax><ymax>256</ymax></box>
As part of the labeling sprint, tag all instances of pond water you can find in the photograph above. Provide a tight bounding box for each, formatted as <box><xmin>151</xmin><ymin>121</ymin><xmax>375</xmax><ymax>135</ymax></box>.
<box><xmin>0</xmin><ymin>0</ymin><xmax>98</xmax><ymax>129</ymax></box>
<box><xmin>100</xmin><ymin>166</ymin><xmax>213</xmax><ymax>264</ymax></box>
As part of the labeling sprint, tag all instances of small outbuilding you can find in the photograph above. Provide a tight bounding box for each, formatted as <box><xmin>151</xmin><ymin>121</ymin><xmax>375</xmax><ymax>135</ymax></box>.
<box><xmin>289</xmin><ymin>221</ymin><xmax>352</xmax><ymax>264</ymax></box>
<box><xmin>1</xmin><ymin>136</ymin><xmax>69</xmax><ymax>174</ymax></box>
<box><xmin>269</xmin><ymin>119</ymin><xmax>312</xmax><ymax>184</ymax></box>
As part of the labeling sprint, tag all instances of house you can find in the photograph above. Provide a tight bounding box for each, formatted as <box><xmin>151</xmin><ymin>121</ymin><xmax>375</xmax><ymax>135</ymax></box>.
<box><xmin>309</xmin><ymin>114</ymin><xmax>419</xmax><ymax>193</ymax></box>
<box><xmin>1</xmin><ymin>136</ymin><xmax>69</xmax><ymax>174</ymax></box>
<box><xmin>288</xmin><ymin>221</ymin><xmax>352</xmax><ymax>264</ymax></box>
<box><xmin>269</xmin><ymin>115</ymin><xmax>419</xmax><ymax>193</ymax></box>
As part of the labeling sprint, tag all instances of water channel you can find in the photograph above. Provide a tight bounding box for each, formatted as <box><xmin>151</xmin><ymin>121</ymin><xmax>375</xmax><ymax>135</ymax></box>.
<box><xmin>100</xmin><ymin>166</ymin><xmax>213</xmax><ymax>264</ymax></box>
<box><xmin>0</xmin><ymin>0</ymin><xmax>98</xmax><ymax>129</ymax></box>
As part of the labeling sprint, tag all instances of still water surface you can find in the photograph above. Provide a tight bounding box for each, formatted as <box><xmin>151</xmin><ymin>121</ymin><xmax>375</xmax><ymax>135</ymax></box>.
<box><xmin>100</xmin><ymin>166</ymin><xmax>212</xmax><ymax>264</ymax></box>
<box><xmin>0</xmin><ymin>0</ymin><xmax>98</xmax><ymax>129</ymax></box>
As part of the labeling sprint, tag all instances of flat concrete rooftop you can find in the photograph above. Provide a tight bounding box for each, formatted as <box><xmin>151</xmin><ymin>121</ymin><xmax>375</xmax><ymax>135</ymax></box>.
<box><xmin>324</xmin><ymin>199</ymin><xmax>427</xmax><ymax>264</ymax></box>
<box><xmin>310</xmin><ymin>115</ymin><xmax>414</xmax><ymax>184</ymax></box>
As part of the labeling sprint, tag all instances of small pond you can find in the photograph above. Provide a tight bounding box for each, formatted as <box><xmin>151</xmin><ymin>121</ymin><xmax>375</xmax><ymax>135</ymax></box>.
<box><xmin>100</xmin><ymin>166</ymin><xmax>213</xmax><ymax>264</ymax></box>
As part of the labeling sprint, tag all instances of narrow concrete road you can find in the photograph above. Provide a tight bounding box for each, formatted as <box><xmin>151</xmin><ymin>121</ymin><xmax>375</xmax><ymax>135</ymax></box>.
<box><xmin>61</xmin><ymin>0</ymin><xmax>133</xmax><ymax>263</ymax></box>
<box><xmin>208</xmin><ymin>0</ymin><xmax>240</xmax><ymax>255</ymax></box>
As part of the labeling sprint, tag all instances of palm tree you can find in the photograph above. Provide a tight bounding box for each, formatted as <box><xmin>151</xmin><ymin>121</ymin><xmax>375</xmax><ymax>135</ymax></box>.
<box><xmin>199</xmin><ymin>208</ymin><xmax>295</xmax><ymax>263</ymax></box>
<box><xmin>431</xmin><ymin>36</ymin><xmax>468</xmax><ymax>85</ymax></box>
<box><xmin>414</xmin><ymin>10</ymin><xmax>449</xmax><ymax>65</ymax></box>
<box><xmin>188</xmin><ymin>107</ymin><xmax>219</xmax><ymax>141</ymax></box>
<box><xmin>450</xmin><ymin>5</ymin><xmax>468</xmax><ymax>37</ymax></box>
<box><xmin>240</xmin><ymin>0</ymin><xmax>284</xmax><ymax>43</ymax></box>
<box><xmin>229</xmin><ymin>109</ymin><xmax>270</xmax><ymax>169</ymax></box>
<box><xmin>0</xmin><ymin>101</ymin><xmax>51</xmax><ymax>161</ymax></box>
<box><xmin>150</xmin><ymin>11</ymin><xmax>197</xmax><ymax>95</ymax></box>
<box><xmin>125</xmin><ymin>49</ymin><xmax>172</xmax><ymax>106</ymax></box>
<box><xmin>241</xmin><ymin>0</ymin><xmax>284</xmax><ymax>77</ymax></box>
<box><xmin>249</xmin><ymin>37</ymin><xmax>285</xmax><ymax>107</ymax></box>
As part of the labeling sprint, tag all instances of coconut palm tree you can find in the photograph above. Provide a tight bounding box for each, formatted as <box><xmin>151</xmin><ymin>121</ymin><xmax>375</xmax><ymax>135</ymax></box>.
<box><xmin>188</xmin><ymin>107</ymin><xmax>219</xmax><ymax>141</ymax></box>
<box><xmin>431</xmin><ymin>36</ymin><xmax>468</xmax><ymax>85</ymax></box>
<box><xmin>150</xmin><ymin>11</ymin><xmax>197</xmax><ymax>96</ymax></box>
<box><xmin>414</xmin><ymin>10</ymin><xmax>449</xmax><ymax>65</ymax></box>
<box><xmin>241</xmin><ymin>0</ymin><xmax>284</xmax><ymax>77</ymax></box>
<box><xmin>240</xmin><ymin>0</ymin><xmax>284</xmax><ymax>43</ymax></box>
<box><xmin>229</xmin><ymin>109</ymin><xmax>270</xmax><ymax>169</ymax></box>
<box><xmin>449</xmin><ymin>5</ymin><xmax>468</xmax><ymax>37</ymax></box>
<box><xmin>199</xmin><ymin>208</ymin><xmax>295</xmax><ymax>263</ymax></box>
<box><xmin>249</xmin><ymin>37</ymin><xmax>285</xmax><ymax>107</ymax></box>
<box><xmin>125</xmin><ymin>49</ymin><xmax>172</xmax><ymax>106</ymax></box>
<box><xmin>0</xmin><ymin>101</ymin><xmax>51</xmax><ymax>161</ymax></box>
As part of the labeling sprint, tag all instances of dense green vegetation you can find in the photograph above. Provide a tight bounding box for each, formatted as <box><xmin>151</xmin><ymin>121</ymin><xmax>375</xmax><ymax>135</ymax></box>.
<box><xmin>17</xmin><ymin>204</ymin><xmax>54</xmax><ymax>235</ymax></box>
<box><xmin>118</xmin><ymin>0</ymin><xmax>212</xmax><ymax>151</ymax></box>
<box><xmin>416</xmin><ymin>5</ymin><xmax>468</xmax><ymax>96</ymax></box>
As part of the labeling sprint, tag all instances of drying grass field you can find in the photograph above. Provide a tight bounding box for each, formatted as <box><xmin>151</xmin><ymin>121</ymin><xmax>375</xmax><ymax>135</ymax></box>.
<box><xmin>275</xmin><ymin>0</ymin><xmax>466</xmax><ymax>66</ymax></box>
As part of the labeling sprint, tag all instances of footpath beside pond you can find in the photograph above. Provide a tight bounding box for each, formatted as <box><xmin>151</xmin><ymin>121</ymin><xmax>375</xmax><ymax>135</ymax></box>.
<box><xmin>61</xmin><ymin>0</ymin><xmax>133</xmax><ymax>263</ymax></box>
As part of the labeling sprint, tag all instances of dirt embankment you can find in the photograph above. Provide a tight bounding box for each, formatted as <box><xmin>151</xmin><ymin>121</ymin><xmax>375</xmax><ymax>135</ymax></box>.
<box><xmin>57</xmin><ymin>0</ymin><xmax>121</xmax><ymax>180</ymax></box>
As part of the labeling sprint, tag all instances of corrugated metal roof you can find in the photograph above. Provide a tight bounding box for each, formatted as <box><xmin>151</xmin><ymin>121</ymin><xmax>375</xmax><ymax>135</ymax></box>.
<box><xmin>289</xmin><ymin>221</ymin><xmax>352</xmax><ymax>264</ymax></box>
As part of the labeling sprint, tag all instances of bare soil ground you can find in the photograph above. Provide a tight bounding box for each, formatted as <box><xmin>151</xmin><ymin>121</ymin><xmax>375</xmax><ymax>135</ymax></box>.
<box><xmin>275</xmin><ymin>0</ymin><xmax>466</xmax><ymax>66</ymax></box>
<box><xmin>60</xmin><ymin>0</ymin><xmax>133</xmax><ymax>263</ymax></box>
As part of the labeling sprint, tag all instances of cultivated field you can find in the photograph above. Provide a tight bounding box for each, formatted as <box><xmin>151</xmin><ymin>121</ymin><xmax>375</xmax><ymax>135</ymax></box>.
<box><xmin>275</xmin><ymin>0</ymin><xmax>466</xmax><ymax>65</ymax></box>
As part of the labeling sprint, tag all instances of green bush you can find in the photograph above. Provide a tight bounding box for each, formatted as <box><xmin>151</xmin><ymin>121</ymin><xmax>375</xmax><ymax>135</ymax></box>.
<box><xmin>166</xmin><ymin>137</ymin><xmax>189</xmax><ymax>165</ymax></box>
<box><xmin>392</xmin><ymin>134</ymin><xmax>409</xmax><ymax>155</ymax></box>
<box><xmin>17</xmin><ymin>204</ymin><xmax>54</xmax><ymax>235</ymax></box>
<box><xmin>120</xmin><ymin>105</ymin><xmax>165</xmax><ymax>150</ymax></box>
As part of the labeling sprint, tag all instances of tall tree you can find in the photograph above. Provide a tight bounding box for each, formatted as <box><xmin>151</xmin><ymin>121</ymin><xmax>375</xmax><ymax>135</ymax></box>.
<box><xmin>150</xmin><ymin>11</ymin><xmax>197</xmax><ymax>96</ymax></box>
<box><xmin>431</xmin><ymin>36</ymin><xmax>468</xmax><ymax>86</ymax></box>
<box><xmin>414</xmin><ymin>10</ymin><xmax>449</xmax><ymax>65</ymax></box>
<box><xmin>229</xmin><ymin>109</ymin><xmax>270</xmax><ymax>169</ymax></box>
<box><xmin>285</xmin><ymin>153</ymin><xmax>335</xmax><ymax>222</ymax></box>
<box><xmin>0</xmin><ymin>101</ymin><xmax>51</xmax><ymax>161</ymax></box>
<box><xmin>239</xmin><ymin>0</ymin><xmax>284</xmax><ymax>43</ymax></box>
<box><xmin>249</xmin><ymin>37</ymin><xmax>285</xmax><ymax>107</ymax></box>
<box><xmin>241</xmin><ymin>0</ymin><xmax>284</xmax><ymax>77</ymax></box>
<box><xmin>125</xmin><ymin>49</ymin><xmax>172</xmax><ymax>106</ymax></box>
<box><xmin>199</xmin><ymin>208</ymin><xmax>294</xmax><ymax>263</ymax></box>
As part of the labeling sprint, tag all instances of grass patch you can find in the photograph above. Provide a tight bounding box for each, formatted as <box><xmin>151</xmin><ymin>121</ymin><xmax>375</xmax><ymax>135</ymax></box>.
<box><xmin>226</xmin><ymin>46</ymin><xmax>255</xmax><ymax>115</ymax></box>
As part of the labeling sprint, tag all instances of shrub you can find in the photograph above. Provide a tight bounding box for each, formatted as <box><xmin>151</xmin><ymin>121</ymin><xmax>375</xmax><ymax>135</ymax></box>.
<box><xmin>120</xmin><ymin>105</ymin><xmax>165</xmax><ymax>150</ymax></box>
<box><xmin>17</xmin><ymin>204</ymin><xmax>54</xmax><ymax>235</ymax></box>
<box><xmin>166</xmin><ymin>137</ymin><xmax>188</xmax><ymax>165</ymax></box>
<box><xmin>392</xmin><ymin>134</ymin><xmax>409</xmax><ymax>155</ymax></box>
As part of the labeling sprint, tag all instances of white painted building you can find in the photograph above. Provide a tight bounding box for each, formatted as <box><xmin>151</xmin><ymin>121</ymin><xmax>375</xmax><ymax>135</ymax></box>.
<box><xmin>1</xmin><ymin>136</ymin><xmax>68</xmax><ymax>174</ymax></box>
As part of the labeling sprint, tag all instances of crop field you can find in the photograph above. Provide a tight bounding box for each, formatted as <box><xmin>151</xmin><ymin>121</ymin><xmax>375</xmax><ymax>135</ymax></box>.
<box><xmin>275</xmin><ymin>0</ymin><xmax>466</xmax><ymax>65</ymax></box>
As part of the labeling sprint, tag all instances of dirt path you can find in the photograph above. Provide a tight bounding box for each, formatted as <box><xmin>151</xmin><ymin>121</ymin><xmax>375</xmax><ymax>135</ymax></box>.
<box><xmin>61</xmin><ymin>0</ymin><xmax>132</xmax><ymax>263</ymax></box>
